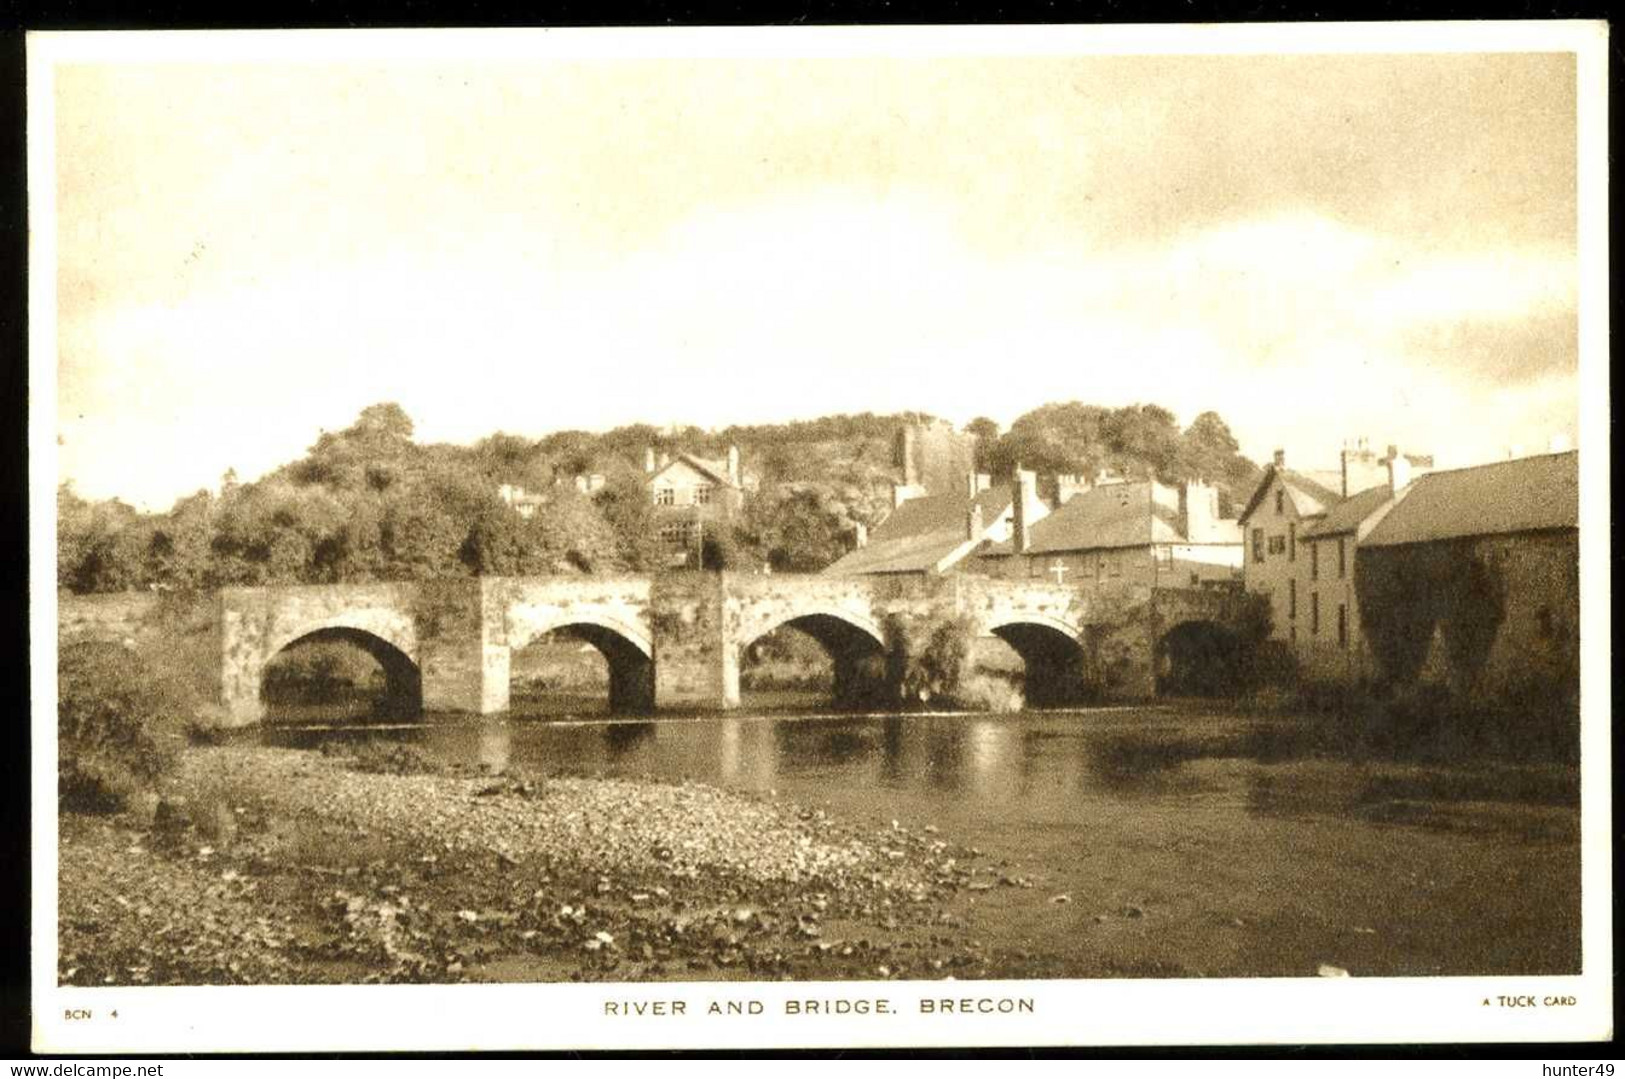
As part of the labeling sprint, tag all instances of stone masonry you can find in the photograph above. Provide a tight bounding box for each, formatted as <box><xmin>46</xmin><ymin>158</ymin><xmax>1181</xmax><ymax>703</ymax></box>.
<box><xmin>61</xmin><ymin>574</ymin><xmax>1249</xmax><ymax>726</ymax></box>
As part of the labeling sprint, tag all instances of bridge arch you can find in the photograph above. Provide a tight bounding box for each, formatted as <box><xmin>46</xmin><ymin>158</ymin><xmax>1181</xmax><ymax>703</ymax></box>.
<box><xmin>737</xmin><ymin>606</ymin><xmax>889</xmax><ymax>709</ymax></box>
<box><xmin>1154</xmin><ymin>618</ymin><xmax>1243</xmax><ymax>697</ymax></box>
<box><xmin>984</xmin><ymin>615</ymin><xmax>1092</xmax><ymax>707</ymax></box>
<box><xmin>507</xmin><ymin>613</ymin><xmax>655</xmax><ymax>715</ymax></box>
<box><xmin>260</xmin><ymin>625</ymin><xmax>423</xmax><ymax>719</ymax></box>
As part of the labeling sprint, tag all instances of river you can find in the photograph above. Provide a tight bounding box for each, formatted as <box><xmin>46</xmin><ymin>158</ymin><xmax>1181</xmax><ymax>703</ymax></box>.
<box><xmin>260</xmin><ymin>703</ymin><xmax>1581</xmax><ymax>978</ymax></box>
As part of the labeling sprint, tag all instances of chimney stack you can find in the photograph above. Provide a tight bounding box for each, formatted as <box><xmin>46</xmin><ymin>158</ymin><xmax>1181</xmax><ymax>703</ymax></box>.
<box><xmin>897</xmin><ymin>426</ymin><xmax>919</xmax><ymax>487</ymax></box>
<box><xmin>852</xmin><ymin>522</ymin><xmax>868</xmax><ymax>550</ymax></box>
<box><xmin>1012</xmin><ymin>466</ymin><xmax>1036</xmax><ymax>554</ymax></box>
<box><xmin>966</xmin><ymin>471</ymin><xmax>979</xmax><ymax>500</ymax></box>
<box><xmin>644</xmin><ymin>446</ymin><xmax>657</xmax><ymax>474</ymax></box>
<box><xmin>1272</xmin><ymin>448</ymin><xmax>1286</xmax><ymax>469</ymax></box>
<box><xmin>727</xmin><ymin>445</ymin><xmax>741</xmax><ymax>485</ymax></box>
<box><xmin>1054</xmin><ymin>473</ymin><xmax>1090</xmax><ymax>506</ymax></box>
<box><xmin>1385</xmin><ymin>445</ymin><xmax>1412</xmax><ymax>494</ymax></box>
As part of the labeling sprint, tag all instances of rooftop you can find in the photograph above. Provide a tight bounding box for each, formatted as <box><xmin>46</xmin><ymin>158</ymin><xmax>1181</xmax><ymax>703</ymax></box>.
<box><xmin>982</xmin><ymin>480</ymin><xmax>1241</xmax><ymax>556</ymax></box>
<box><xmin>1361</xmin><ymin>451</ymin><xmax>1578</xmax><ymax>547</ymax></box>
<box><xmin>824</xmin><ymin>486</ymin><xmax>1013</xmax><ymax>575</ymax></box>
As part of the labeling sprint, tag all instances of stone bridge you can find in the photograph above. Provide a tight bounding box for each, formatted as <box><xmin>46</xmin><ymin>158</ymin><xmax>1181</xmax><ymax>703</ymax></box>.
<box><xmin>59</xmin><ymin>574</ymin><xmax>1253</xmax><ymax>726</ymax></box>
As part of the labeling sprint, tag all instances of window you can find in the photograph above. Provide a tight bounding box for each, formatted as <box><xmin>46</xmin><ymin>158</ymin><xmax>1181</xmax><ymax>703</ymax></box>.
<box><xmin>1267</xmin><ymin>535</ymin><xmax>1286</xmax><ymax>555</ymax></box>
<box><xmin>1337</xmin><ymin>604</ymin><xmax>1348</xmax><ymax>648</ymax></box>
<box><xmin>1288</xmin><ymin>578</ymin><xmax>1297</xmax><ymax>620</ymax></box>
<box><xmin>654</xmin><ymin>487</ymin><xmax>675</xmax><ymax>507</ymax></box>
<box><xmin>694</xmin><ymin>484</ymin><xmax>714</xmax><ymax>506</ymax></box>
<box><xmin>1275</xmin><ymin>488</ymin><xmax>1285</xmax><ymax>515</ymax></box>
<box><xmin>1110</xmin><ymin>554</ymin><xmax>1123</xmax><ymax>578</ymax></box>
<box><xmin>1028</xmin><ymin>558</ymin><xmax>1045</xmax><ymax>580</ymax></box>
<box><xmin>1288</xmin><ymin>522</ymin><xmax>1296</xmax><ymax>562</ymax></box>
<box><xmin>1338</xmin><ymin>537</ymin><xmax>1347</xmax><ymax>579</ymax></box>
<box><xmin>1252</xmin><ymin>528</ymin><xmax>1265</xmax><ymax>563</ymax></box>
<box><xmin>660</xmin><ymin>523</ymin><xmax>693</xmax><ymax>548</ymax></box>
<box><xmin>1310</xmin><ymin>592</ymin><xmax>1320</xmax><ymax>636</ymax></box>
<box><xmin>1310</xmin><ymin>541</ymin><xmax>1319</xmax><ymax>580</ymax></box>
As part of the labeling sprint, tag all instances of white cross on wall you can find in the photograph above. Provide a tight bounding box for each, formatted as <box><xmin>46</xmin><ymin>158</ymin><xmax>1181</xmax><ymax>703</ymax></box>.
<box><xmin>1048</xmin><ymin>560</ymin><xmax>1069</xmax><ymax>585</ymax></box>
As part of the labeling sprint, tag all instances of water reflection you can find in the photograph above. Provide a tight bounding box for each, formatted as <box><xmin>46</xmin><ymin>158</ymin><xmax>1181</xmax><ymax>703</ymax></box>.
<box><xmin>266</xmin><ymin>706</ymin><xmax>1307</xmax><ymax>833</ymax></box>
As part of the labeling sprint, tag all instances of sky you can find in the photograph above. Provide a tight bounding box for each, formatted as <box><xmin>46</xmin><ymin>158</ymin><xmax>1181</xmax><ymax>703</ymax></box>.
<box><xmin>48</xmin><ymin>42</ymin><xmax>1583</xmax><ymax>510</ymax></box>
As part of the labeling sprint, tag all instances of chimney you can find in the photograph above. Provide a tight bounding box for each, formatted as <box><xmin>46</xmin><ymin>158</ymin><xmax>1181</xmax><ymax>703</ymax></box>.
<box><xmin>966</xmin><ymin>501</ymin><xmax>984</xmax><ymax>541</ymax></box>
<box><xmin>976</xmin><ymin>472</ymin><xmax>992</xmax><ymax>493</ymax></box>
<box><xmin>1385</xmin><ymin>444</ymin><xmax>1412</xmax><ymax>493</ymax></box>
<box><xmin>1272</xmin><ymin>448</ymin><xmax>1286</xmax><ymax>469</ymax></box>
<box><xmin>727</xmin><ymin>445</ymin><xmax>741</xmax><ymax>485</ymax></box>
<box><xmin>852</xmin><ymin>522</ymin><xmax>868</xmax><ymax>550</ymax></box>
<box><xmin>965</xmin><ymin>472</ymin><xmax>979</xmax><ymax>499</ymax></box>
<box><xmin>644</xmin><ymin>446</ymin><xmax>657</xmax><ymax>474</ymax></box>
<box><xmin>1178</xmin><ymin>481</ymin><xmax>1218</xmax><ymax>541</ymax></box>
<box><xmin>1340</xmin><ymin>438</ymin><xmax>1387</xmax><ymax>496</ymax></box>
<box><xmin>1054</xmin><ymin>473</ymin><xmax>1090</xmax><ymax>506</ymax></box>
<box><xmin>897</xmin><ymin>426</ymin><xmax>919</xmax><ymax>487</ymax></box>
<box><xmin>1011</xmin><ymin>466</ymin><xmax>1036</xmax><ymax>554</ymax></box>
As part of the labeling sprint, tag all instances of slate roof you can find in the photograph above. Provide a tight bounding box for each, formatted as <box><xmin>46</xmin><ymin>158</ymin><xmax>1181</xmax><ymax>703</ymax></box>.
<box><xmin>1236</xmin><ymin>466</ymin><xmax>1345</xmax><ymax>525</ymax></box>
<box><xmin>981</xmin><ymin>481</ymin><xmax>1241</xmax><ymax>556</ymax></box>
<box><xmin>1362</xmin><ymin>451</ymin><xmax>1578</xmax><ymax>547</ymax></box>
<box><xmin>824</xmin><ymin>486</ymin><xmax>1013</xmax><ymax>575</ymax></box>
<box><xmin>1300</xmin><ymin>484</ymin><xmax>1393</xmax><ymax>539</ymax></box>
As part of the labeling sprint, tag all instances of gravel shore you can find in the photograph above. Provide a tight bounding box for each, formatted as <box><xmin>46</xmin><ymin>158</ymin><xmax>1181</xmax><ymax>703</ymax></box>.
<box><xmin>60</xmin><ymin>745</ymin><xmax>992</xmax><ymax>986</ymax></box>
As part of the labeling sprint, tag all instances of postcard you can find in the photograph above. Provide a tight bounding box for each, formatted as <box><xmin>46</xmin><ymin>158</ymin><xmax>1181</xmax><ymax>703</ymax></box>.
<box><xmin>29</xmin><ymin>21</ymin><xmax>1611</xmax><ymax>1052</ymax></box>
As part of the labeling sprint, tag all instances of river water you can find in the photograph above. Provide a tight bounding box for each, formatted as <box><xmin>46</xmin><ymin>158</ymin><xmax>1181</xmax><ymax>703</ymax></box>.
<box><xmin>260</xmin><ymin>704</ymin><xmax>1581</xmax><ymax>978</ymax></box>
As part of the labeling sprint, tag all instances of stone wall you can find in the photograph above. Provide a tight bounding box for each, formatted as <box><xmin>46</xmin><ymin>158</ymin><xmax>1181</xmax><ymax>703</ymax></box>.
<box><xmin>62</xmin><ymin>569</ymin><xmax>1232</xmax><ymax>726</ymax></box>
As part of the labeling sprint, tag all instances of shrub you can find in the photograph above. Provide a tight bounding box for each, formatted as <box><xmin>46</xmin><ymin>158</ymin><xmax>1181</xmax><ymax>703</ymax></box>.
<box><xmin>884</xmin><ymin>612</ymin><xmax>976</xmax><ymax>706</ymax></box>
<box><xmin>58</xmin><ymin>641</ymin><xmax>193</xmax><ymax>813</ymax></box>
<box><xmin>950</xmin><ymin>672</ymin><xmax>1025</xmax><ymax>713</ymax></box>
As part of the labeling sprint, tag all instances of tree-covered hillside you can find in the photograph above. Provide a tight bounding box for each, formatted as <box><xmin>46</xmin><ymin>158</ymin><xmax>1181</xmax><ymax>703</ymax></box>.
<box><xmin>56</xmin><ymin>401</ymin><xmax>1260</xmax><ymax>592</ymax></box>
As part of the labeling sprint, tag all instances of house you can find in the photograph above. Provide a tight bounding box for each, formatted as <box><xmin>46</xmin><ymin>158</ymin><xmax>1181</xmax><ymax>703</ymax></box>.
<box><xmin>1237</xmin><ymin>443</ymin><xmax>1433</xmax><ymax>665</ymax></box>
<box><xmin>497</xmin><ymin>483</ymin><xmax>548</xmax><ymax>520</ymax></box>
<box><xmin>977</xmin><ymin>476</ymin><xmax>1243</xmax><ymax>588</ymax></box>
<box><xmin>644</xmin><ymin>446</ymin><xmax>752</xmax><ymax>566</ymax></box>
<box><xmin>1356</xmin><ymin>449</ymin><xmax>1578</xmax><ymax>702</ymax></box>
<box><xmin>824</xmin><ymin>469</ymin><xmax>1051</xmax><ymax>578</ymax></box>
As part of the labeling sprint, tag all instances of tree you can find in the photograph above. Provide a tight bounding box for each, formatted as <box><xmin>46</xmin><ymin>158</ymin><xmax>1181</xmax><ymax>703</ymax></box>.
<box><xmin>592</xmin><ymin>468</ymin><xmax>666</xmax><ymax>573</ymax></box>
<box><xmin>145</xmin><ymin>490</ymin><xmax>217</xmax><ymax>590</ymax></box>
<box><xmin>740</xmin><ymin>483</ymin><xmax>857</xmax><ymax>573</ymax></box>
<box><xmin>965</xmin><ymin>416</ymin><xmax>1001</xmax><ymax>473</ymax></box>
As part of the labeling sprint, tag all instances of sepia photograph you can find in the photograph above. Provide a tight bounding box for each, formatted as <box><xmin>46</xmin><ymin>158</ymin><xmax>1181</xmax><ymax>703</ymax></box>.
<box><xmin>29</xmin><ymin>23</ymin><xmax>1610</xmax><ymax>1052</ymax></box>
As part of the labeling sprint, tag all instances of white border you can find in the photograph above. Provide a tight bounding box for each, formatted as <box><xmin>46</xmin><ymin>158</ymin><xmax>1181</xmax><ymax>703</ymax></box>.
<box><xmin>28</xmin><ymin>22</ymin><xmax>1613</xmax><ymax>1052</ymax></box>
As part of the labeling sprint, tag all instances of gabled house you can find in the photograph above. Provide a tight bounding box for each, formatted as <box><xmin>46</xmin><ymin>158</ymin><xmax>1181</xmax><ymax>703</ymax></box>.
<box><xmin>977</xmin><ymin>477</ymin><xmax>1243</xmax><ymax>588</ymax></box>
<box><xmin>824</xmin><ymin>470</ymin><xmax>1050</xmax><ymax>578</ymax></box>
<box><xmin>644</xmin><ymin>446</ymin><xmax>753</xmax><ymax>566</ymax></box>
